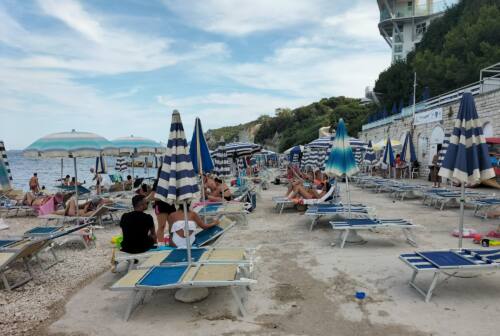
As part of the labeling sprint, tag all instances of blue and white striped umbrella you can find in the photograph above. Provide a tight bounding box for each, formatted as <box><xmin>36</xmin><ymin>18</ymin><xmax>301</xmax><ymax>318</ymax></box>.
<box><xmin>189</xmin><ymin>118</ymin><xmax>214</xmax><ymax>175</ymax></box>
<box><xmin>115</xmin><ymin>157</ymin><xmax>128</xmax><ymax>172</ymax></box>
<box><xmin>213</xmin><ymin>137</ymin><xmax>231</xmax><ymax>177</ymax></box>
<box><xmin>95</xmin><ymin>155</ymin><xmax>107</xmax><ymax>174</ymax></box>
<box><xmin>24</xmin><ymin>130</ymin><xmax>113</xmax><ymax>158</ymax></box>
<box><xmin>156</xmin><ymin>110</ymin><xmax>199</xmax><ymax>205</ymax></box>
<box><xmin>400</xmin><ymin>132</ymin><xmax>417</xmax><ymax>163</ymax></box>
<box><xmin>382</xmin><ymin>137</ymin><xmax>395</xmax><ymax>167</ymax></box>
<box><xmin>439</xmin><ymin>93</ymin><xmax>495</xmax><ymax>248</ymax></box>
<box><xmin>225</xmin><ymin>142</ymin><xmax>261</xmax><ymax>157</ymax></box>
<box><xmin>0</xmin><ymin>141</ymin><xmax>12</xmax><ymax>191</ymax></box>
<box><xmin>363</xmin><ymin>140</ymin><xmax>376</xmax><ymax>164</ymax></box>
<box><xmin>437</xmin><ymin>133</ymin><xmax>450</xmax><ymax>167</ymax></box>
<box><xmin>107</xmin><ymin>135</ymin><xmax>163</xmax><ymax>156</ymax></box>
<box><xmin>306</xmin><ymin>136</ymin><xmax>366</xmax><ymax>150</ymax></box>
<box><xmin>324</xmin><ymin>119</ymin><xmax>359</xmax><ymax>177</ymax></box>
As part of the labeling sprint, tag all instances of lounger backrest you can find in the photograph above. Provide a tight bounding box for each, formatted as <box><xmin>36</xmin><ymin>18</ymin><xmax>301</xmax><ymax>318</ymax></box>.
<box><xmin>16</xmin><ymin>239</ymin><xmax>48</xmax><ymax>259</ymax></box>
<box><xmin>318</xmin><ymin>185</ymin><xmax>335</xmax><ymax>203</ymax></box>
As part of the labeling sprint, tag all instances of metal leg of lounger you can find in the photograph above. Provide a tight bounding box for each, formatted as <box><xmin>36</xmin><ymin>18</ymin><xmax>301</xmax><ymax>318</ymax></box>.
<box><xmin>408</xmin><ymin>270</ymin><xmax>439</xmax><ymax>303</ymax></box>
<box><xmin>340</xmin><ymin>229</ymin><xmax>349</xmax><ymax>249</ymax></box>
<box><xmin>230</xmin><ymin>286</ymin><xmax>247</xmax><ymax>316</ymax></box>
<box><xmin>279</xmin><ymin>203</ymin><xmax>285</xmax><ymax>215</ymax></box>
<box><xmin>124</xmin><ymin>290</ymin><xmax>145</xmax><ymax>321</ymax></box>
<box><xmin>309</xmin><ymin>216</ymin><xmax>319</xmax><ymax>232</ymax></box>
<box><xmin>1</xmin><ymin>272</ymin><xmax>12</xmax><ymax>291</ymax></box>
<box><xmin>402</xmin><ymin>228</ymin><xmax>417</xmax><ymax>247</ymax></box>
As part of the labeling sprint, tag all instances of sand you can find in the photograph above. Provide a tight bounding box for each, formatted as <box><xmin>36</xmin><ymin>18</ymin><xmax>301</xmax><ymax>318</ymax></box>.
<box><xmin>3</xmin><ymin>177</ymin><xmax>500</xmax><ymax>335</ymax></box>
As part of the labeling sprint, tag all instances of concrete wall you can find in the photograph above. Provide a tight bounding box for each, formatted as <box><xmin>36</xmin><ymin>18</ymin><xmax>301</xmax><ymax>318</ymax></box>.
<box><xmin>359</xmin><ymin>88</ymin><xmax>500</xmax><ymax>169</ymax></box>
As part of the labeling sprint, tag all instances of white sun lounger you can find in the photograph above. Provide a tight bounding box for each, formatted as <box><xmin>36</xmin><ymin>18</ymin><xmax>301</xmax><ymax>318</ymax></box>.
<box><xmin>193</xmin><ymin>202</ymin><xmax>249</xmax><ymax>225</ymax></box>
<box><xmin>272</xmin><ymin>185</ymin><xmax>337</xmax><ymax>215</ymax></box>
<box><xmin>330</xmin><ymin>218</ymin><xmax>417</xmax><ymax>248</ymax></box>
<box><xmin>305</xmin><ymin>203</ymin><xmax>373</xmax><ymax>231</ymax></box>
<box><xmin>111</xmin><ymin>263</ymin><xmax>256</xmax><ymax>320</ymax></box>
<box><xmin>400</xmin><ymin>249</ymin><xmax>500</xmax><ymax>302</ymax></box>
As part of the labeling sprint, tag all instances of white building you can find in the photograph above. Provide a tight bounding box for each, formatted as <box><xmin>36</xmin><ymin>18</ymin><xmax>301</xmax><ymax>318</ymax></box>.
<box><xmin>377</xmin><ymin>0</ymin><xmax>458</xmax><ymax>62</ymax></box>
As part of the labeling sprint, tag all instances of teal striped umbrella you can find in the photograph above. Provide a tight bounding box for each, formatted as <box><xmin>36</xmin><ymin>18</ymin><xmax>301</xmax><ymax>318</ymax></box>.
<box><xmin>325</xmin><ymin>119</ymin><xmax>358</xmax><ymax>218</ymax></box>
<box><xmin>107</xmin><ymin>135</ymin><xmax>163</xmax><ymax>156</ymax></box>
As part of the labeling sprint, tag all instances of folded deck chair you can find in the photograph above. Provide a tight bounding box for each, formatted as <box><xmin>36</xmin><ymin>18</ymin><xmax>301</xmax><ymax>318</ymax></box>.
<box><xmin>114</xmin><ymin>216</ymin><xmax>236</xmax><ymax>271</ymax></box>
<box><xmin>139</xmin><ymin>248</ymin><xmax>254</xmax><ymax>268</ymax></box>
<box><xmin>272</xmin><ymin>184</ymin><xmax>336</xmax><ymax>215</ymax></box>
<box><xmin>193</xmin><ymin>202</ymin><xmax>248</xmax><ymax>225</ymax></box>
<box><xmin>400</xmin><ymin>249</ymin><xmax>500</xmax><ymax>302</ymax></box>
<box><xmin>330</xmin><ymin>218</ymin><xmax>417</xmax><ymax>248</ymax></box>
<box><xmin>305</xmin><ymin>203</ymin><xmax>373</xmax><ymax>231</ymax></box>
<box><xmin>111</xmin><ymin>263</ymin><xmax>256</xmax><ymax>320</ymax></box>
<box><xmin>0</xmin><ymin>238</ymin><xmax>59</xmax><ymax>291</ymax></box>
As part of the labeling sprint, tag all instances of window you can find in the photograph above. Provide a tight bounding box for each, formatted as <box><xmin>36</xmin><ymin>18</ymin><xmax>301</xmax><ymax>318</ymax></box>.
<box><xmin>395</xmin><ymin>33</ymin><xmax>404</xmax><ymax>43</ymax></box>
<box><xmin>407</xmin><ymin>1</ymin><xmax>413</xmax><ymax>12</ymax></box>
<box><xmin>394</xmin><ymin>44</ymin><xmax>403</xmax><ymax>53</ymax></box>
<box><xmin>416</xmin><ymin>22</ymin><xmax>427</xmax><ymax>35</ymax></box>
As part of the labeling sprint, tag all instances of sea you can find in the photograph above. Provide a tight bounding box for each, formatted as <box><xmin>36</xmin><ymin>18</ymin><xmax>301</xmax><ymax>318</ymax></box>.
<box><xmin>5</xmin><ymin>150</ymin><xmax>158</xmax><ymax>192</ymax></box>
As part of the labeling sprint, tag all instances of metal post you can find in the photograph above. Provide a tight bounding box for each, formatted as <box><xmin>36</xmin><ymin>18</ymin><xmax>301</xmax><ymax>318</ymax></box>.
<box><xmin>346</xmin><ymin>175</ymin><xmax>352</xmax><ymax>219</ymax></box>
<box><xmin>182</xmin><ymin>201</ymin><xmax>192</xmax><ymax>264</ymax></box>
<box><xmin>458</xmin><ymin>184</ymin><xmax>465</xmax><ymax>249</ymax></box>
<box><xmin>412</xmin><ymin>72</ymin><xmax>417</xmax><ymax>123</ymax></box>
<box><xmin>60</xmin><ymin>158</ymin><xmax>63</xmax><ymax>184</ymax></box>
<box><xmin>73</xmin><ymin>157</ymin><xmax>79</xmax><ymax>226</ymax></box>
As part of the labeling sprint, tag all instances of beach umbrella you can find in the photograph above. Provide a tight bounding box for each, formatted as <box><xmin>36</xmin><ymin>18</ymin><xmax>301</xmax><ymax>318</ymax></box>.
<box><xmin>354</xmin><ymin>149</ymin><xmax>363</xmax><ymax>165</ymax></box>
<box><xmin>189</xmin><ymin>118</ymin><xmax>214</xmax><ymax>175</ymax></box>
<box><xmin>437</xmin><ymin>133</ymin><xmax>450</xmax><ymax>167</ymax></box>
<box><xmin>382</xmin><ymin>137</ymin><xmax>395</xmax><ymax>178</ymax></box>
<box><xmin>372</xmin><ymin>138</ymin><xmax>401</xmax><ymax>151</ymax></box>
<box><xmin>363</xmin><ymin>141</ymin><xmax>376</xmax><ymax>164</ymax></box>
<box><xmin>439</xmin><ymin>93</ymin><xmax>495</xmax><ymax>248</ymax></box>
<box><xmin>213</xmin><ymin>137</ymin><xmax>231</xmax><ymax>177</ymax></box>
<box><xmin>24</xmin><ymin>130</ymin><xmax>113</xmax><ymax>223</ymax></box>
<box><xmin>307</xmin><ymin>136</ymin><xmax>365</xmax><ymax>151</ymax></box>
<box><xmin>95</xmin><ymin>155</ymin><xmax>107</xmax><ymax>174</ymax></box>
<box><xmin>324</xmin><ymin>118</ymin><xmax>359</xmax><ymax>217</ymax></box>
<box><xmin>115</xmin><ymin>157</ymin><xmax>128</xmax><ymax>172</ymax></box>
<box><xmin>156</xmin><ymin>110</ymin><xmax>199</xmax><ymax>263</ymax></box>
<box><xmin>400</xmin><ymin>132</ymin><xmax>417</xmax><ymax>163</ymax></box>
<box><xmin>225</xmin><ymin>142</ymin><xmax>261</xmax><ymax>157</ymax></box>
<box><xmin>0</xmin><ymin>141</ymin><xmax>13</xmax><ymax>191</ymax></box>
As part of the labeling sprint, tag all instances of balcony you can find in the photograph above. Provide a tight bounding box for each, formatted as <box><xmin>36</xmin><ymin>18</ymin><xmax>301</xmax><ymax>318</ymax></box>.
<box><xmin>379</xmin><ymin>0</ymin><xmax>458</xmax><ymax>23</ymax></box>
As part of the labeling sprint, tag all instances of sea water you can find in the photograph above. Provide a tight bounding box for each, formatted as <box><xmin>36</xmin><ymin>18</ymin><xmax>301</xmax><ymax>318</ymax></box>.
<box><xmin>6</xmin><ymin>151</ymin><xmax>158</xmax><ymax>192</ymax></box>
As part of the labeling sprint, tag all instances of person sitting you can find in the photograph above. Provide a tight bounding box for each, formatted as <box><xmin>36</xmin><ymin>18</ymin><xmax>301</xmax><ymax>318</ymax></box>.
<box><xmin>69</xmin><ymin>177</ymin><xmax>83</xmax><ymax>186</ymax></box>
<box><xmin>168</xmin><ymin>204</ymin><xmax>219</xmax><ymax>248</ymax></box>
<box><xmin>120</xmin><ymin>195</ymin><xmax>157</xmax><ymax>254</ymax></box>
<box><xmin>207</xmin><ymin>177</ymin><xmax>232</xmax><ymax>202</ymax></box>
<box><xmin>124</xmin><ymin>175</ymin><xmax>133</xmax><ymax>190</ymax></box>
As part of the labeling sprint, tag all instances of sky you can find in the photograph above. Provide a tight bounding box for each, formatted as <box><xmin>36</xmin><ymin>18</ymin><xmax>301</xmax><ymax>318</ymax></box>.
<box><xmin>0</xmin><ymin>0</ymin><xmax>390</xmax><ymax>149</ymax></box>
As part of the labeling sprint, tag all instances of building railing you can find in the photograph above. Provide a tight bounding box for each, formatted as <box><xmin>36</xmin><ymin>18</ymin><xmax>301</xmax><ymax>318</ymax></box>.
<box><xmin>379</xmin><ymin>0</ymin><xmax>458</xmax><ymax>22</ymax></box>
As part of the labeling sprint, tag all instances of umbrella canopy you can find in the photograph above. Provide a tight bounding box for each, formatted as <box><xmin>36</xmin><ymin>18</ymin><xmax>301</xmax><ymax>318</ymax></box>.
<box><xmin>363</xmin><ymin>140</ymin><xmax>376</xmax><ymax>164</ymax></box>
<box><xmin>324</xmin><ymin>119</ymin><xmax>359</xmax><ymax>177</ymax></box>
<box><xmin>306</xmin><ymin>136</ymin><xmax>365</xmax><ymax>150</ymax></box>
<box><xmin>156</xmin><ymin>110</ymin><xmax>199</xmax><ymax>204</ymax></box>
<box><xmin>107</xmin><ymin>135</ymin><xmax>162</xmax><ymax>156</ymax></box>
<box><xmin>437</xmin><ymin>133</ymin><xmax>450</xmax><ymax>167</ymax></box>
<box><xmin>372</xmin><ymin>138</ymin><xmax>401</xmax><ymax>151</ymax></box>
<box><xmin>382</xmin><ymin>137</ymin><xmax>395</xmax><ymax>167</ymax></box>
<box><xmin>0</xmin><ymin>141</ymin><xmax>13</xmax><ymax>191</ymax></box>
<box><xmin>213</xmin><ymin>137</ymin><xmax>231</xmax><ymax>177</ymax></box>
<box><xmin>189</xmin><ymin>118</ymin><xmax>214</xmax><ymax>175</ymax></box>
<box><xmin>115</xmin><ymin>157</ymin><xmax>128</xmax><ymax>172</ymax></box>
<box><xmin>400</xmin><ymin>132</ymin><xmax>417</xmax><ymax>163</ymax></box>
<box><xmin>354</xmin><ymin>149</ymin><xmax>363</xmax><ymax>166</ymax></box>
<box><xmin>439</xmin><ymin>93</ymin><xmax>495</xmax><ymax>248</ymax></box>
<box><xmin>225</xmin><ymin>142</ymin><xmax>261</xmax><ymax>157</ymax></box>
<box><xmin>24</xmin><ymin>130</ymin><xmax>112</xmax><ymax>158</ymax></box>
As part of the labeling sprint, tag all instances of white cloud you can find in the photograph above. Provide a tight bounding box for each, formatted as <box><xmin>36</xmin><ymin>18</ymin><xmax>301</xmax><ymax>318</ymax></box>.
<box><xmin>163</xmin><ymin>0</ymin><xmax>337</xmax><ymax>36</ymax></box>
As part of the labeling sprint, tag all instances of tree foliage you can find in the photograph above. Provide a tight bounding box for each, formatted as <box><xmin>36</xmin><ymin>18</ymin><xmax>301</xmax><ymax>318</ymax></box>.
<box><xmin>374</xmin><ymin>0</ymin><xmax>500</xmax><ymax>107</ymax></box>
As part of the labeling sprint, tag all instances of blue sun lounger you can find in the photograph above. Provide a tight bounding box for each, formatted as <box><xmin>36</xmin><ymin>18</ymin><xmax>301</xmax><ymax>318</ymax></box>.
<box><xmin>330</xmin><ymin>218</ymin><xmax>417</xmax><ymax>248</ymax></box>
<box><xmin>111</xmin><ymin>263</ymin><xmax>256</xmax><ymax>320</ymax></box>
<box><xmin>305</xmin><ymin>203</ymin><xmax>373</xmax><ymax>231</ymax></box>
<box><xmin>469</xmin><ymin>197</ymin><xmax>500</xmax><ymax>219</ymax></box>
<box><xmin>194</xmin><ymin>202</ymin><xmax>248</xmax><ymax>224</ymax></box>
<box><xmin>400</xmin><ymin>249</ymin><xmax>500</xmax><ymax>302</ymax></box>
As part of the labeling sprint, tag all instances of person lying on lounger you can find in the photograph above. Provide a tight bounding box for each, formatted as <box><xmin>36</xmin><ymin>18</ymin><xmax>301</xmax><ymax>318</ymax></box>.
<box><xmin>168</xmin><ymin>204</ymin><xmax>219</xmax><ymax>248</ymax></box>
<box><xmin>119</xmin><ymin>195</ymin><xmax>157</xmax><ymax>254</ymax></box>
<box><xmin>206</xmin><ymin>177</ymin><xmax>232</xmax><ymax>202</ymax></box>
<box><xmin>287</xmin><ymin>181</ymin><xmax>331</xmax><ymax>200</ymax></box>
<box><xmin>22</xmin><ymin>192</ymin><xmax>63</xmax><ymax>208</ymax></box>
<box><xmin>61</xmin><ymin>195</ymin><xmax>113</xmax><ymax>217</ymax></box>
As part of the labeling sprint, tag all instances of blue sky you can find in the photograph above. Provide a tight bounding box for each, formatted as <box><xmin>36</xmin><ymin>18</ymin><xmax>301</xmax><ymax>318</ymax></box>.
<box><xmin>0</xmin><ymin>0</ymin><xmax>390</xmax><ymax>149</ymax></box>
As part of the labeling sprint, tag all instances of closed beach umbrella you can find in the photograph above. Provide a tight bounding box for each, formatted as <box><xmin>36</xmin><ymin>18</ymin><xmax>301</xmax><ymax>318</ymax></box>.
<box><xmin>189</xmin><ymin>118</ymin><xmax>214</xmax><ymax>175</ymax></box>
<box><xmin>437</xmin><ymin>133</ymin><xmax>450</xmax><ymax>167</ymax></box>
<box><xmin>95</xmin><ymin>155</ymin><xmax>107</xmax><ymax>174</ymax></box>
<box><xmin>400</xmin><ymin>132</ymin><xmax>417</xmax><ymax>163</ymax></box>
<box><xmin>115</xmin><ymin>157</ymin><xmax>128</xmax><ymax>172</ymax></box>
<box><xmin>439</xmin><ymin>93</ymin><xmax>495</xmax><ymax>248</ymax></box>
<box><xmin>24</xmin><ymin>130</ymin><xmax>112</xmax><ymax>223</ymax></box>
<box><xmin>363</xmin><ymin>141</ymin><xmax>376</xmax><ymax>165</ymax></box>
<box><xmin>225</xmin><ymin>142</ymin><xmax>261</xmax><ymax>157</ymax></box>
<box><xmin>156</xmin><ymin>110</ymin><xmax>199</xmax><ymax>262</ymax></box>
<box><xmin>0</xmin><ymin>141</ymin><xmax>13</xmax><ymax>191</ymax></box>
<box><xmin>213</xmin><ymin>138</ymin><xmax>231</xmax><ymax>177</ymax></box>
<box><xmin>307</xmin><ymin>136</ymin><xmax>365</xmax><ymax>151</ymax></box>
<box><xmin>324</xmin><ymin>118</ymin><xmax>359</xmax><ymax>216</ymax></box>
<box><xmin>382</xmin><ymin>137</ymin><xmax>395</xmax><ymax>178</ymax></box>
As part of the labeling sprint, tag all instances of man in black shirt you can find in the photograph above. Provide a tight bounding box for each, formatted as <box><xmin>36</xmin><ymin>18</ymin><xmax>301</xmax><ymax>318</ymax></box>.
<box><xmin>120</xmin><ymin>195</ymin><xmax>157</xmax><ymax>254</ymax></box>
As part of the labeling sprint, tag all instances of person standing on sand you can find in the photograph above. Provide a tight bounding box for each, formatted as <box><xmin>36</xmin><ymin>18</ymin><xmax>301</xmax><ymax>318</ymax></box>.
<box><xmin>29</xmin><ymin>173</ymin><xmax>40</xmax><ymax>193</ymax></box>
<box><xmin>431</xmin><ymin>144</ymin><xmax>442</xmax><ymax>188</ymax></box>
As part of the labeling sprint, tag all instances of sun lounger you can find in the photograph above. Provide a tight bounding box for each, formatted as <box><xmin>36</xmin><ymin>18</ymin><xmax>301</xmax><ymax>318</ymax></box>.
<box><xmin>0</xmin><ymin>238</ymin><xmax>59</xmax><ymax>291</ymax></box>
<box><xmin>23</xmin><ymin>222</ymin><xmax>93</xmax><ymax>248</ymax></box>
<box><xmin>272</xmin><ymin>185</ymin><xmax>337</xmax><ymax>215</ymax></box>
<box><xmin>114</xmin><ymin>216</ymin><xmax>236</xmax><ymax>271</ymax></box>
<box><xmin>193</xmin><ymin>202</ymin><xmax>248</xmax><ymax>224</ymax></box>
<box><xmin>330</xmin><ymin>218</ymin><xmax>417</xmax><ymax>248</ymax></box>
<box><xmin>305</xmin><ymin>203</ymin><xmax>373</xmax><ymax>231</ymax></box>
<box><xmin>111</xmin><ymin>263</ymin><xmax>256</xmax><ymax>320</ymax></box>
<box><xmin>39</xmin><ymin>205</ymin><xmax>111</xmax><ymax>226</ymax></box>
<box><xmin>468</xmin><ymin>197</ymin><xmax>500</xmax><ymax>219</ymax></box>
<box><xmin>400</xmin><ymin>249</ymin><xmax>500</xmax><ymax>302</ymax></box>
<box><xmin>55</xmin><ymin>185</ymin><xmax>91</xmax><ymax>195</ymax></box>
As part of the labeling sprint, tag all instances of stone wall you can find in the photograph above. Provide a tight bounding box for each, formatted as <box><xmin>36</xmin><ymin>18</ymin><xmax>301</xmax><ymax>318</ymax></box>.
<box><xmin>358</xmin><ymin>88</ymin><xmax>500</xmax><ymax>170</ymax></box>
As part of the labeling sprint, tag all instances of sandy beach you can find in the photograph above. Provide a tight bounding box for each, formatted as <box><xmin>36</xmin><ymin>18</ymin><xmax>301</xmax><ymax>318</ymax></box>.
<box><xmin>2</xmin><ymin>178</ymin><xmax>500</xmax><ymax>336</ymax></box>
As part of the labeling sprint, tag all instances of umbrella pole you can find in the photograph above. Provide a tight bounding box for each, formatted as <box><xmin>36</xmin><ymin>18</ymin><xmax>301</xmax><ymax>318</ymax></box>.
<box><xmin>459</xmin><ymin>183</ymin><xmax>465</xmax><ymax>249</ymax></box>
<box><xmin>73</xmin><ymin>157</ymin><xmax>79</xmax><ymax>226</ymax></box>
<box><xmin>182</xmin><ymin>201</ymin><xmax>192</xmax><ymax>264</ymax></box>
<box><xmin>346</xmin><ymin>175</ymin><xmax>352</xmax><ymax>219</ymax></box>
<box><xmin>131</xmin><ymin>156</ymin><xmax>135</xmax><ymax>185</ymax></box>
<box><xmin>60</xmin><ymin>158</ymin><xmax>63</xmax><ymax>184</ymax></box>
